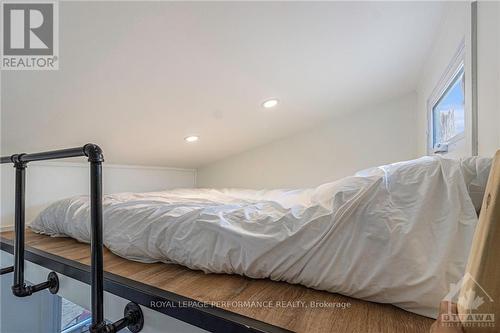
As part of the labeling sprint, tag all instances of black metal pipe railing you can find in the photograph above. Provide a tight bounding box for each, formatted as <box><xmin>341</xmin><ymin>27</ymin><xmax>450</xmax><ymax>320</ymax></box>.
<box><xmin>1</xmin><ymin>147</ymin><xmax>88</xmax><ymax>164</ymax></box>
<box><xmin>0</xmin><ymin>266</ymin><xmax>14</xmax><ymax>275</ymax></box>
<box><xmin>13</xmin><ymin>162</ymin><xmax>28</xmax><ymax>294</ymax></box>
<box><xmin>2</xmin><ymin>155</ymin><xmax>60</xmax><ymax>297</ymax></box>
<box><xmin>13</xmin><ymin>163</ymin><xmax>25</xmax><ymax>288</ymax></box>
<box><xmin>0</xmin><ymin>144</ymin><xmax>143</xmax><ymax>333</ymax></box>
<box><xmin>89</xmin><ymin>157</ymin><xmax>105</xmax><ymax>330</ymax></box>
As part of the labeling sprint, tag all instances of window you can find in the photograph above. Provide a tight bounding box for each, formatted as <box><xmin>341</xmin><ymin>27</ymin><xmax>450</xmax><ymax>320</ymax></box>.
<box><xmin>431</xmin><ymin>66</ymin><xmax>465</xmax><ymax>151</ymax></box>
<box><xmin>427</xmin><ymin>41</ymin><xmax>467</xmax><ymax>155</ymax></box>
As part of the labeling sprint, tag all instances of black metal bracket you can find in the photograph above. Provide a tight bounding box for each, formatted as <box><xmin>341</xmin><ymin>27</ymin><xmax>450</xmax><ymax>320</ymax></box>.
<box><xmin>90</xmin><ymin>302</ymin><xmax>144</xmax><ymax>333</ymax></box>
<box><xmin>1</xmin><ymin>144</ymin><xmax>143</xmax><ymax>332</ymax></box>
<box><xmin>12</xmin><ymin>271</ymin><xmax>59</xmax><ymax>297</ymax></box>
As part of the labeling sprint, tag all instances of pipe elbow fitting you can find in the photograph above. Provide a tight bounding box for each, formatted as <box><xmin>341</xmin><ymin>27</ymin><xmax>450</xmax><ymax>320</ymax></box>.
<box><xmin>11</xmin><ymin>154</ymin><xmax>27</xmax><ymax>168</ymax></box>
<box><xmin>12</xmin><ymin>284</ymin><xmax>31</xmax><ymax>297</ymax></box>
<box><xmin>83</xmin><ymin>144</ymin><xmax>104</xmax><ymax>163</ymax></box>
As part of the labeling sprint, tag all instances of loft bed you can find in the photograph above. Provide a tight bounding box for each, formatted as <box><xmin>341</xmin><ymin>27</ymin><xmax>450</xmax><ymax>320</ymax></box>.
<box><xmin>0</xmin><ymin>145</ymin><xmax>498</xmax><ymax>333</ymax></box>
<box><xmin>0</xmin><ymin>230</ymin><xmax>432</xmax><ymax>333</ymax></box>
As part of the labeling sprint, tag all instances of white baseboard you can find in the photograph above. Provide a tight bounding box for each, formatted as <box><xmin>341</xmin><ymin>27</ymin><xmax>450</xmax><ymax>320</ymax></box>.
<box><xmin>0</xmin><ymin>225</ymin><xmax>14</xmax><ymax>232</ymax></box>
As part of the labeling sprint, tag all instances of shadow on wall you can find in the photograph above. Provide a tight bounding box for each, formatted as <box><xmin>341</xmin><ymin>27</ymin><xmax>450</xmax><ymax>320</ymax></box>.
<box><xmin>197</xmin><ymin>92</ymin><xmax>418</xmax><ymax>189</ymax></box>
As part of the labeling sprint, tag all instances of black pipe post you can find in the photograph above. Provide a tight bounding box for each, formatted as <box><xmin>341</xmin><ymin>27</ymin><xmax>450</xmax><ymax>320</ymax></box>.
<box><xmin>85</xmin><ymin>144</ymin><xmax>106</xmax><ymax>332</ymax></box>
<box><xmin>12</xmin><ymin>161</ymin><xmax>26</xmax><ymax>292</ymax></box>
<box><xmin>90</xmin><ymin>161</ymin><xmax>104</xmax><ymax>329</ymax></box>
<box><xmin>10</xmin><ymin>157</ymin><xmax>59</xmax><ymax>297</ymax></box>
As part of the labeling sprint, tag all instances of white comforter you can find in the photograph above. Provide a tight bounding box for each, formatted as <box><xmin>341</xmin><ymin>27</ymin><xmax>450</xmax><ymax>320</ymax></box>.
<box><xmin>30</xmin><ymin>156</ymin><xmax>491</xmax><ymax>318</ymax></box>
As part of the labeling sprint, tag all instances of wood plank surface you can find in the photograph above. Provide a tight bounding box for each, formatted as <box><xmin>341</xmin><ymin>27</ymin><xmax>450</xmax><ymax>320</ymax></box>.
<box><xmin>458</xmin><ymin>150</ymin><xmax>500</xmax><ymax>333</ymax></box>
<box><xmin>0</xmin><ymin>230</ymin><xmax>432</xmax><ymax>333</ymax></box>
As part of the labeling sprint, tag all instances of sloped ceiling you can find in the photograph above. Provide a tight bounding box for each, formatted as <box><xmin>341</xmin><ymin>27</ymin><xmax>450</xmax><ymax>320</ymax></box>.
<box><xmin>1</xmin><ymin>1</ymin><xmax>445</xmax><ymax>167</ymax></box>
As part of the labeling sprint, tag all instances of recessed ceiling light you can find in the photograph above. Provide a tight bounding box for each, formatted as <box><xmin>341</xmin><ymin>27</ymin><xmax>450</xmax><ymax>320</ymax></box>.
<box><xmin>262</xmin><ymin>98</ymin><xmax>279</xmax><ymax>109</ymax></box>
<box><xmin>184</xmin><ymin>135</ymin><xmax>199</xmax><ymax>143</ymax></box>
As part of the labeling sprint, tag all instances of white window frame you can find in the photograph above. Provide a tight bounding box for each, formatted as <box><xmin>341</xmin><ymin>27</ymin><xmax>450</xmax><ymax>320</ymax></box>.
<box><xmin>427</xmin><ymin>42</ymin><xmax>466</xmax><ymax>155</ymax></box>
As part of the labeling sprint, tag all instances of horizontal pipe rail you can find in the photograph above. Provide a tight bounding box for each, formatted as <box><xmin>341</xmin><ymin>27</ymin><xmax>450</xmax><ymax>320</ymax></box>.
<box><xmin>1</xmin><ymin>146</ymin><xmax>87</xmax><ymax>164</ymax></box>
<box><xmin>0</xmin><ymin>156</ymin><xmax>14</xmax><ymax>164</ymax></box>
<box><xmin>0</xmin><ymin>144</ymin><xmax>143</xmax><ymax>333</ymax></box>
<box><xmin>0</xmin><ymin>266</ymin><xmax>14</xmax><ymax>275</ymax></box>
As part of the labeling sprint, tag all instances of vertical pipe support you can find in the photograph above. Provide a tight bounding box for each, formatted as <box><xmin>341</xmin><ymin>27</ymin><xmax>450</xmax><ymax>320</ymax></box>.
<box><xmin>11</xmin><ymin>159</ymin><xmax>59</xmax><ymax>297</ymax></box>
<box><xmin>12</xmin><ymin>160</ymin><xmax>26</xmax><ymax>293</ymax></box>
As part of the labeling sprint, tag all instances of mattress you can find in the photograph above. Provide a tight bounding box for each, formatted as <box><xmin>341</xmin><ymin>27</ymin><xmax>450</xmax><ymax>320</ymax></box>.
<box><xmin>30</xmin><ymin>155</ymin><xmax>492</xmax><ymax>318</ymax></box>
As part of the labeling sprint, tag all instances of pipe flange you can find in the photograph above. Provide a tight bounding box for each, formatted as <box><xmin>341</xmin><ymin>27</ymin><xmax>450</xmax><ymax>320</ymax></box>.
<box><xmin>48</xmin><ymin>271</ymin><xmax>59</xmax><ymax>294</ymax></box>
<box><xmin>125</xmin><ymin>302</ymin><xmax>144</xmax><ymax>333</ymax></box>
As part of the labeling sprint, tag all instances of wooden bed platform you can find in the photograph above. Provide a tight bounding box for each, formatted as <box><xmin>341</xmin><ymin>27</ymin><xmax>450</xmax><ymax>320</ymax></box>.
<box><xmin>0</xmin><ymin>229</ymin><xmax>433</xmax><ymax>333</ymax></box>
<box><xmin>458</xmin><ymin>150</ymin><xmax>500</xmax><ymax>333</ymax></box>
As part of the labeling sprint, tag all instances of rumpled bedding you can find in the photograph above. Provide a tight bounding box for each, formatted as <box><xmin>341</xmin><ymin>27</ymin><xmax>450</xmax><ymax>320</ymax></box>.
<box><xmin>30</xmin><ymin>155</ymin><xmax>492</xmax><ymax>318</ymax></box>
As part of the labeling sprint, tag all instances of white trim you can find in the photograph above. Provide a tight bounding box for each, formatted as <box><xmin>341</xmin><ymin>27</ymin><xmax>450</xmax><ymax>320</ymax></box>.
<box><xmin>27</xmin><ymin>161</ymin><xmax>198</xmax><ymax>189</ymax></box>
<box><xmin>193</xmin><ymin>169</ymin><xmax>198</xmax><ymax>187</ymax></box>
<box><xmin>428</xmin><ymin>41</ymin><xmax>465</xmax><ymax>108</ymax></box>
<box><xmin>446</xmin><ymin>132</ymin><xmax>466</xmax><ymax>146</ymax></box>
<box><xmin>470</xmin><ymin>1</ymin><xmax>478</xmax><ymax>156</ymax></box>
<box><xmin>2</xmin><ymin>161</ymin><xmax>197</xmax><ymax>190</ymax></box>
<box><xmin>28</xmin><ymin>160</ymin><xmax>196</xmax><ymax>173</ymax></box>
<box><xmin>0</xmin><ymin>225</ymin><xmax>14</xmax><ymax>232</ymax></box>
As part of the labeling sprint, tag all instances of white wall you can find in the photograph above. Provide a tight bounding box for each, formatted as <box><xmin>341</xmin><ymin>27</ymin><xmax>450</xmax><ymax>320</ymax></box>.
<box><xmin>416</xmin><ymin>1</ymin><xmax>500</xmax><ymax>159</ymax></box>
<box><xmin>197</xmin><ymin>93</ymin><xmax>417</xmax><ymax>189</ymax></box>
<box><xmin>477</xmin><ymin>1</ymin><xmax>500</xmax><ymax>157</ymax></box>
<box><xmin>0</xmin><ymin>2</ymin><xmax>445</xmax><ymax>169</ymax></box>
<box><xmin>0</xmin><ymin>276</ymin><xmax>60</xmax><ymax>333</ymax></box>
<box><xmin>0</xmin><ymin>162</ymin><xmax>196</xmax><ymax>230</ymax></box>
<box><xmin>416</xmin><ymin>1</ymin><xmax>471</xmax><ymax>158</ymax></box>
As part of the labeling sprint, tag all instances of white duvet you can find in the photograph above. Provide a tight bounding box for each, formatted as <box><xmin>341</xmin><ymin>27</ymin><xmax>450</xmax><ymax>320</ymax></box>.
<box><xmin>30</xmin><ymin>156</ymin><xmax>492</xmax><ymax>318</ymax></box>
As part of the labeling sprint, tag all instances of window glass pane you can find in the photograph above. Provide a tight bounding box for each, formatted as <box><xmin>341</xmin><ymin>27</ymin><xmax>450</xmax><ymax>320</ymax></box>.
<box><xmin>60</xmin><ymin>298</ymin><xmax>91</xmax><ymax>333</ymax></box>
<box><xmin>432</xmin><ymin>68</ymin><xmax>465</xmax><ymax>147</ymax></box>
